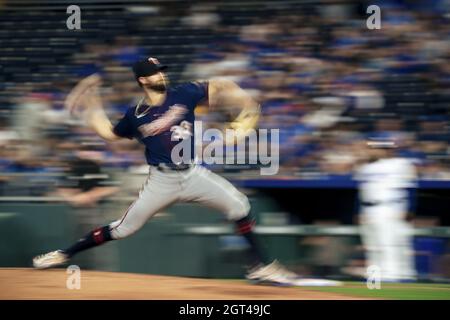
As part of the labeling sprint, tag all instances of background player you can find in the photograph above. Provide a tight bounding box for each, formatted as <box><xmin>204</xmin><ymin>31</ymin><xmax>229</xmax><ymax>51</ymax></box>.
<box><xmin>32</xmin><ymin>57</ymin><xmax>298</xmax><ymax>285</ymax></box>
<box><xmin>355</xmin><ymin>137</ymin><xmax>418</xmax><ymax>282</ymax></box>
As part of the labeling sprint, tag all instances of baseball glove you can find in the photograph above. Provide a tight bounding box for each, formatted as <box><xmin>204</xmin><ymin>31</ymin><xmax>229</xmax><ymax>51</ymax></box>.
<box><xmin>64</xmin><ymin>73</ymin><xmax>103</xmax><ymax>117</ymax></box>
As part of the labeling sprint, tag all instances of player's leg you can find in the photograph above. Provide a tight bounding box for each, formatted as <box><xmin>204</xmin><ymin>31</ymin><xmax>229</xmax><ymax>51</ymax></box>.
<box><xmin>33</xmin><ymin>169</ymin><xmax>179</xmax><ymax>269</ymax></box>
<box><xmin>377</xmin><ymin>214</ymin><xmax>399</xmax><ymax>281</ymax></box>
<box><xmin>400</xmin><ymin>220</ymin><xmax>417</xmax><ymax>280</ymax></box>
<box><xmin>360</xmin><ymin>215</ymin><xmax>381</xmax><ymax>277</ymax></box>
<box><xmin>181</xmin><ymin>165</ymin><xmax>299</xmax><ymax>284</ymax></box>
<box><xmin>392</xmin><ymin>216</ymin><xmax>417</xmax><ymax>280</ymax></box>
<box><xmin>180</xmin><ymin>165</ymin><xmax>266</xmax><ymax>267</ymax></box>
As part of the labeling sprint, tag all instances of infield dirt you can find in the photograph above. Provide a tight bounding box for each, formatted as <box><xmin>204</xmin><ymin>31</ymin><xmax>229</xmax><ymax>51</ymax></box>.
<box><xmin>0</xmin><ymin>268</ymin><xmax>370</xmax><ymax>300</ymax></box>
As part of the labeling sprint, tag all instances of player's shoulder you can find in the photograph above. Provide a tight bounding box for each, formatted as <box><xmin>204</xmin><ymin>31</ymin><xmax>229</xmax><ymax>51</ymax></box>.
<box><xmin>357</xmin><ymin>159</ymin><xmax>385</xmax><ymax>175</ymax></box>
<box><xmin>383</xmin><ymin>157</ymin><xmax>413</xmax><ymax>167</ymax></box>
<box><xmin>392</xmin><ymin>157</ymin><xmax>417</xmax><ymax>171</ymax></box>
<box><xmin>171</xmin><ymin>81</ymin><xmax>208</xmax><ymax>94</ymax></box>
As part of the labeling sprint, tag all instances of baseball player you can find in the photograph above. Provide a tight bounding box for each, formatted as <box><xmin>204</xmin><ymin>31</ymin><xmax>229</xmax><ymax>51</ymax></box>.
<box><xmin>355</xmin><ymin>138</ymin><xmax>418</xmax><ymax>282</ymax></box>
<box><xmin>33</xmin><ymin>57</ymin><xmax>298</xmax><ymax>285</ymax></box>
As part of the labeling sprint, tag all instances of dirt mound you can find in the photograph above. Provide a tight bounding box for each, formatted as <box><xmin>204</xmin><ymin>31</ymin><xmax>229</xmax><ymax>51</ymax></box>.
<box><xmin>0</xmin><ymin>268</ymin><xmax>364</xmax><ymax>300</ymax></box>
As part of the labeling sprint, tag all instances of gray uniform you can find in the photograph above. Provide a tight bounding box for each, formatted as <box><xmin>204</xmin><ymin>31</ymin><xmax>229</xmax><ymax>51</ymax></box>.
<box><xmin>109</xmin><ymin>165</ymin><xmax>250</xmax><ymax>239</ymax></box>
<box><xmin>109</xmin><ymin>81</ymin><xmax>251</xmax><ymax>240</ymax></box>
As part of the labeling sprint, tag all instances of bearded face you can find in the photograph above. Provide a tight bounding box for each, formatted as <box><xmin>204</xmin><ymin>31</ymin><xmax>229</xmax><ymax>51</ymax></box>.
<box><xmin>138</xmin><ymin>71</ymin><xmax>169</xmax><ymax>92</ymax></box>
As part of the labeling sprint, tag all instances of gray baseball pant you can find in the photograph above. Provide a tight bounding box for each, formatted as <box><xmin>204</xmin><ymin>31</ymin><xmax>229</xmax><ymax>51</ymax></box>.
<box><xmin>109</xmin><ymin>165</ymin><xmax>250</xmax><ymax>239</ymax></box>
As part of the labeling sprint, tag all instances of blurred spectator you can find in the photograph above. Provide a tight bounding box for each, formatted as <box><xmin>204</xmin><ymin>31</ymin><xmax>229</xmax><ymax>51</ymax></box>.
<box><xmin>56</xmin><ymin>142</ymin><xmax>119</xmax><ymax>269</ymax></box>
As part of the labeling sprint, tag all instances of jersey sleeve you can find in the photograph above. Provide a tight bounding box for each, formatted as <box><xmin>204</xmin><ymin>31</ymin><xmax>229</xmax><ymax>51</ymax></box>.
<box><xmin>187</xmin><ymin>81</ymin><xmax>209</xmax><ymax>106</ymax></box>
<box><xmin>113</xmin><ymin>110</ymin><xmax>134</xmax><ymax>139</ymax></box>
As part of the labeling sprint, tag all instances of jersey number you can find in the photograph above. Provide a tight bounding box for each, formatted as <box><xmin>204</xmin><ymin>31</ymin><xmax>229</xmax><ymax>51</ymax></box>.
<box><xmin>170</xmin><ymin>121</ymin><xmax>192</xmax><ymax>141</ymax></box>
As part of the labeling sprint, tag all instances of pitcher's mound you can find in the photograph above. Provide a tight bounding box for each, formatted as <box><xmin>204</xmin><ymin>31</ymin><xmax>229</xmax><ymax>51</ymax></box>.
<box><xmin>0</xmin><ymin>268</ymin><xmax>361</xmax><ymax>300</ymax></box>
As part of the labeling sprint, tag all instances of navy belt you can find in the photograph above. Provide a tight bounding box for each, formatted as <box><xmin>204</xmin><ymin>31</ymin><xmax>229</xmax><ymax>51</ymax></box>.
<box><xmin>155</xmin><ymin>163</ymin><xmax>192</xmax><ymax>172</ymax></box>
<box><xmin>362</xmin><ymin>199</ymin><xmax>405</xmax><ymax>207</ymax></box>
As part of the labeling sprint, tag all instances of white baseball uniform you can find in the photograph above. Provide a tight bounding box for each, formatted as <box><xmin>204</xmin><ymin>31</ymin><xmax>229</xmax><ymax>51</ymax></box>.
<box><xmin>355</xmin><ymin>157</ymin><xmax>417</xmax><ymax>281</ymax></box>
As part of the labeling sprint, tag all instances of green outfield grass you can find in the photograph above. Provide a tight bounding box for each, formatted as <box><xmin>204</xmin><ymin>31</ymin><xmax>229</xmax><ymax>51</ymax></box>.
<box><xmin>306</xmin><ymin>281</ymin><xmax>450</xmax><ymax>300</ymax></box>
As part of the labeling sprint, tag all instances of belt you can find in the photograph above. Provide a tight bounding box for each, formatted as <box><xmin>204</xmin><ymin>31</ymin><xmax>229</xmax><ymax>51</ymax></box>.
<box><xmin>362</xmin><ymin>199</ymin><xmax>405</xmax><ymax>207</ymax></box>
<box><xmin>155</xmin><ymin>163</ymin><xmax>193</xmax><ymax>172</ymax></box>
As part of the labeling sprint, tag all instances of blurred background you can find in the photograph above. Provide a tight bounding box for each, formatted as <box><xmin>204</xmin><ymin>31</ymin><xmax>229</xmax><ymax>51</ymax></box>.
<box><xmin>0</xmin><ymin>0</ymin><xmax>449</xmax><ymax>282</ymax></box>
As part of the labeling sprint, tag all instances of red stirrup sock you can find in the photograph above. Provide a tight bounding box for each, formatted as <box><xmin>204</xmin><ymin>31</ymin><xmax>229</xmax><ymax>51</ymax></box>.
<box><xmin>234</xmin><ymin>215</ymin><xmax>268</xmax><ymax>267</ymax></box>
<box><xmin>63</xmin><ymin>225</ymin><xmax>113</xmax><ymax>258</ymax></box>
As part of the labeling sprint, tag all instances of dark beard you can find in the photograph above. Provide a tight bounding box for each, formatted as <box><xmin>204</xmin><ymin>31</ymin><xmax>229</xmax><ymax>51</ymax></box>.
<box><xmin>147</xmin><ymin>83</ymin><xmax>167</xmax><ymax>92</ymax></box>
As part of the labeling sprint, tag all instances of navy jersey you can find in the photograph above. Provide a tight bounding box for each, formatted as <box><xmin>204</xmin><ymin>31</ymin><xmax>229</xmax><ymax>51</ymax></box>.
<box><xmin>113</xmin><ymin>81</ymin><xmax>208</xmax><ymax>165</ymax></box>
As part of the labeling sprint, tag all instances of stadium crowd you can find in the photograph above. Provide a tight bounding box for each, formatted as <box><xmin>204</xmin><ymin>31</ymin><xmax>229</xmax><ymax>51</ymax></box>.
<box><xmin>0</xmin><ymin>0</ymin><xmax>449</xmax><ymax>193</ymax></box>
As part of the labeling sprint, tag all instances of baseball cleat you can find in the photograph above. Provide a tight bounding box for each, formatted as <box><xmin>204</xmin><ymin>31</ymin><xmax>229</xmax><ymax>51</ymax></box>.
<box><xmin>246</xmin><ymin>260</ymin><xmax>299</xmax><ymax>286</ymax></box>
<box><xmin>33</xmin><ymin>250</ymin><xmax>69</xmax><ymax>269</ymax></box>
<box><xmin>292</xmin><ymin>278</ymin><xmax>343</xmax><ymax>287</ymax></box>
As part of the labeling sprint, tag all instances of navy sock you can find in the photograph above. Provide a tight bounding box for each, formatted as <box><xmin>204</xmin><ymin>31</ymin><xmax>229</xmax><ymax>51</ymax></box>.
<box><xmin>63</xmin><ymin>226</ymin><xmax>113</xmax><ymax>258</ymax></box>
<box><xmin>235</xmin><ymin>215</ymin><xmax>268</xmax><ymax>267</ymax></box>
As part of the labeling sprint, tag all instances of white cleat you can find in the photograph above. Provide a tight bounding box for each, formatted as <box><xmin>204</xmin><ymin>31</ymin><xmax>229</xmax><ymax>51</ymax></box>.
<box><xmin>246</xmin><ymin>260</ymin><xmax>299</xmax><ymax>286</ymax></box>
<box><xmin>246</xmin><ymin>260</ymin><xmax>343</xmax><ymax>287</ymax></box>
<box><xmin>33</xmin><ymin>250</ymin><xmax>69</xmax><ymax>269</ymax></box>
<box><xmin>292</xmin><ymin>278</ymin><xmax>343</xmax><ymax>287</ymax></box>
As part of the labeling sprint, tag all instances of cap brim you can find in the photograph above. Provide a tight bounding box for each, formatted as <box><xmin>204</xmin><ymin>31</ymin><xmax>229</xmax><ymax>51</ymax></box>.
<box><xmin>367</xmin><ymin>141</ymin><xmax>397</xmax><ymax>149</ymax></box>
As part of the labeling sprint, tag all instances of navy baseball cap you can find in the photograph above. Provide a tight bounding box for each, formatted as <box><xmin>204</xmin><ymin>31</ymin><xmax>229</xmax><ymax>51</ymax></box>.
<box><xmin>132</xmin><ymin>57</ymin><xmax>168</xmax><ymax>79</ymax></box>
